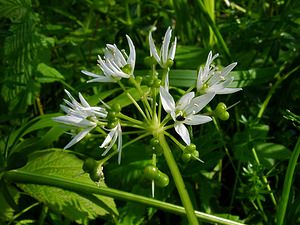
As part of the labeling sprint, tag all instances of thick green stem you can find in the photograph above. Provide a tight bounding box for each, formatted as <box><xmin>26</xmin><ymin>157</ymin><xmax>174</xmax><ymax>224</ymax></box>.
<box><xmin>158</xmin><ymin>133</ymin><xmax>199</xmax><ymax>225</ymax></box>
<box><xmin>276</xmin><ymin>137</ymin><xmax>300</xmax><ymax>225</ymax></box>
<box><xmin>4</xmin><ymin>170</ymin><xmax>244</xmax><ymax>225</ymax></box>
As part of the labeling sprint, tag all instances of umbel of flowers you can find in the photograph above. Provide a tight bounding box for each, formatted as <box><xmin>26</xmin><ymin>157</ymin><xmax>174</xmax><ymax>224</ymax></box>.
<box><xmin>53</xmin><ymin>26</ymin><xmax>241</xmax><ymax>225</ymax></box>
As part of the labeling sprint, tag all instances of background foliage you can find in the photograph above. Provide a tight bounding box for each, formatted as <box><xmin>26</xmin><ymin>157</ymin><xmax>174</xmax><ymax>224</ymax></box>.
<box><xmin>1</xmin><ymin>0</ymin><xmax>300</xmax><ymax>224</ymax></box>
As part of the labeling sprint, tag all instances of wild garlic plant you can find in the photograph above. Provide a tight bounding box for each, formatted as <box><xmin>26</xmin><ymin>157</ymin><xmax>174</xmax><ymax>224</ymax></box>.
<box><xmin>54</xmin><ymin>26</ymin><xmax>241</xmax><ymax>225</ymax></box>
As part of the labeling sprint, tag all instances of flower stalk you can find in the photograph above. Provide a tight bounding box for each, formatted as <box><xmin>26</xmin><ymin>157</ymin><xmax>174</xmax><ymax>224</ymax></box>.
<box><xmin>158</xmin><ymin>132</ymin><xmax>199</xmax><ymax>225</ymax></box>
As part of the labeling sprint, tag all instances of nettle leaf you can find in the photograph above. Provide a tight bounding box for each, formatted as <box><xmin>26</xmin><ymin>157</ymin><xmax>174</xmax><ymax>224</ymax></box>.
<box><xmin>17</xmin><ymin>150</ymin><xmax>118</xmax><ymax>224</ymax></box>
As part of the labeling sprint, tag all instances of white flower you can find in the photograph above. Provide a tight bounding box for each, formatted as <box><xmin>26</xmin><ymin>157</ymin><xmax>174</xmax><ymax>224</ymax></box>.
<box><xmin>197</xmin><ymin>51</ymin><xmax>242</xmax><ymax>94</ymax></box>
<box><xmin>100</xmin><ymin>123</ymin><xmax>123</xmax><ymax>164</ymax></box>
<box><xmin>53</xmin><ymin>90</ymin><xmax>107</xmax><ymax>149</ymax></box>
<box><xmin>160</xmin><ymin>85</ymin><xmax>215</xmax><ymax>145</ymax></box>
<box><xmin>149</xmin><ymin>26</ymin><xmax>177</xmax><ymax>68</ymax></box>
<box><xmin>82</xmin><ymin>35</ymin><xmax>136</xmax><ymax>83</ymax></box>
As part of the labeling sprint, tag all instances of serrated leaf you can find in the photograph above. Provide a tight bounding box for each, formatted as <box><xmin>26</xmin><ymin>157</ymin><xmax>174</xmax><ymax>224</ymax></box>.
<box><xmin>17</xmin><ymin>150</ymin><xmax>118</xmax><ymax>224</ymax></box>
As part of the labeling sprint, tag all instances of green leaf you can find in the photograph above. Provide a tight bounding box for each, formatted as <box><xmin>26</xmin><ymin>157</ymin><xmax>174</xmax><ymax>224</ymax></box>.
<box><xmin>135</xmin><ymin>67</ymin><xmax>278</xmax><ymax>88</ymax></box>
<box><xmin>36</xmin><ymin>63</ymin><xmax>65</xmax><ymax>83</ymax></box>
<box><xmin>17</xmin><ymin>150</ymin><xmax>118</xmax><ymax>224</ymax></box>
<box><xmin>108</xmin><ymin>86</ymin><xmax>149</xmax><ymax>108</ymax></box>
<box><xmin>0</xmin><ymin>183</ymin><xmax>20</xmax><ymax>222</ymax></box>
<box><xmin>234</xmin><ymin>142</ymin><xmax>291</xmax><ymax>167</ymax></box>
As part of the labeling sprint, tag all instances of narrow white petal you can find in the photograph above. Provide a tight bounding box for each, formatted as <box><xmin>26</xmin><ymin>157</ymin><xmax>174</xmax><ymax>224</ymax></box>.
<box><xmin>81</xmin><ymin>70</ymin><xmax>102</xmax><ymax>78</ymax></box>
<box><xmin>117</xmin><ymin>124</ymin><xmax>122</xmax><ymax>164</ymax></box>
<box><xmin>184</xmin><ymin>115</ymin><xmax>212</xmax><ymax>125</ymax></box>
<box><xmin>53</xmin><ymin>116</ymin><xmax>95</xmax><ymax>128</ymax></box>
<box><xmin>159</xmin><ymin>86</ymin><xmax>175</xmax><ymax>114</ymax></box>
<box><xmin>161</xmin><ymin>27</ymin><xmax>172</xmax><ymax>65</ymax></box>
<box><xmin>126</xmin><ymin>35</ymin><xmax>136</xmax><ymax>74</ymax></box>
<box><xmin>168</xmin><ymin>37</ymin><xmax>177</xmax><ymax>60</ymax></box>
<box><xmin>87</xmin><ymin>76</ymin><xmax>116</xmax><ymax>83</ymax></box>
<box><xmin>215</xmin><ymin>87</ymin><xmax>242</xmax><ymax>94</ymax></box>
<box><xmin>174</xmin><ymin>122</ymin><xmax>190</xmax><ymax>145</ymax></box>
<box><xmin>208</xmin><ymin>76</ymin><xmax>234</xmax><ymax>93</ymax></box>
<box><xmin>100</xmin><ymin>127</ymin><xmax>116</xmax><ymax>149</ymax></box>
<box><xmin>220</xmin><ymin>62</ymin><xmax>237</xmax><ymax>78</ymax></box>
<box><xmin>149</xmin><ymin>31</ymin><xmax>160</xmax><ymax>64</ymax></box>
<box><xmin>78</xmin><ymin>93</ymin><xmax>90</xmax><ymax>108</ymax></box>
<box><xmin>64</xmin><ymin>127</ymin><xmax>93</xmax><ymax>149</ymax></box>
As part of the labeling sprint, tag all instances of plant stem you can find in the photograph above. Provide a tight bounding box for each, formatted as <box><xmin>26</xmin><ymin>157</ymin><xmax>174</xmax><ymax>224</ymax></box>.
<box><xmin>257</xmin><ymin>65</ymin><xmax>300</xmax><ymax>119</ymax></box>
<box><xmin>4</xmin><ymin>170</ymin><xmax>245</xmax><ymax>225</ymax></box>
<box><xmin>276</xmin><ymin>137</ymin><xmax>300</xmax><ymax>225</ymax></box>
<box><xmin>251</xmin><ymin>147</ymin><xmax>277</xmax><ymax>206</ymax></box>
<box><xmin>158</xmin><ymin>132</ymin><xmax>199</xmax><ymax>225</ymax></box>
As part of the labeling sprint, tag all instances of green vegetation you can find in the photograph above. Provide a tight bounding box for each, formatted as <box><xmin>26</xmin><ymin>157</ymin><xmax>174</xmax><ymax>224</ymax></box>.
<box><xmin>1</xmin><ymin>0</ymin><xmax>300</xmax><ymax>224</ymax></box>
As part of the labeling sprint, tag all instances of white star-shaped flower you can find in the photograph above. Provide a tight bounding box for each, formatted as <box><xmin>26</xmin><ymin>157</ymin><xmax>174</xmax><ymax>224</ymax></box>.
<box><xmin>149</xmin><ymin>26</ymin><xmax>177</xmax><ymax>69</ymax></box>
<box><xmin>100</xmin><ymin>123</ymin><xmax>123</xmax><ymax>164</ymax></box>
<box><xmin>160</xmin><ymin>85</ymin><xmax>215</xmax><ymax>145</ymax></box>
<box><xmin>197</xmin><ymin>51</ymin><xmax>242</xmax><ymax>94</ymax></box>
<box><xmin>82</xmin><ymin>35</ymin><xmax>136</xmax><ymax>83</ymax></box>
<box><xmin>53</xmin><ymin>90</ymin><xmax>107</xmax><ymax>149</ymax></box>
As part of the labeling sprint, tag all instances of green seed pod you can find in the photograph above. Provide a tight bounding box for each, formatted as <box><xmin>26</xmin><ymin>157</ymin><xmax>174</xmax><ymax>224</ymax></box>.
<box><xmin>214</xmin><ymin>102</ymin><xmax>230</xmax><ymax>120</ymax></box>
<box><xmin>111</xmin><ymin>103</ymin><xmax>121</xmax><ymax>113</ymax></box>
<box><xmin>192</xmin><ymin>150</ymin><xmax>199</xmax><ymax>159</ymax></box>
<box><xmin>144</xmin><ymin>165</ymin><xmax>159</xmax><ymax>180</ymax></box>
<box><xmin>155</xmin><ymin>171</ymin><xmax>169</xmax><ymax>187</ymax></box>
<box><xmin>150</xmin><ymin>138</ymin><xmax>163</xmax><ymax>154</ymax></box>
<box><xmin>121</xmin><ymin>64</ymin><xmax>132</xmax><ymax>74</ymax></box>
<box><xmin>144</xmin><ymin>56</ymin><xmax>157</xmax><ymax>67</ymax></box>
<box><xmin>181</xmin><ymin>152</ymin><xmax>192</xmax><ymax>163</ymax></box>
<box><xmin>184</xmin><ymin>144</ymin><xmax>197</xmax><ymax>153</ymax></box>
<box><xmin>89</xmin><ymin>167</ymin><xmax>104</xmax><ymax>182</ymax></box>
<box><xmin>82</xmin><ymin>158</ymin><xmax>97</xmax><ymax>173</ymax></box>
<box><xmin>218</xmin><ymin>111</ymin><xmax>230</xmax><ymax>121</ymax></box>
<box><xmin>152</xmin><ymin>78</ymin><xmax>161</xmax><ymax>88</ymax></box>
<box><xmin>107</xmin><ymin>121</ymin><xmax>118</xmax><ymax>129</ymax></box>
<box><xmin>107</xmin><ymin>111</ymin><xmax>117</xmax><ymax>121</ymax></box>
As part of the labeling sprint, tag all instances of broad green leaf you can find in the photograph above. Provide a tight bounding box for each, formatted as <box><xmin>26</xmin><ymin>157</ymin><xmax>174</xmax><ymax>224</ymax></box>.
<box><xmin>36</xmin><ymin>63</ymin><xmax>65</xmax><ymax>83</ymax></box>
<box><xmin>17</xmin><ymin>150</ymin><xmax>118</xmax><ymax>224</ymax></box>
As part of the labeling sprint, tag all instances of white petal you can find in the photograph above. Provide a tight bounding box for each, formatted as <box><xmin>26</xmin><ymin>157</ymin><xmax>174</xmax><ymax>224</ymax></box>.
<box><xmin>78</xmin><ymin>93</ymin><xmax>90</xmax><ymax>108</ymax></box>
<box><xmin>117</xmin><ymin>125</ymin><xmax>122</xmax><ymax>164</ymax></box>
<box><xmin>174</xmin><ymin>122</ymin><xmax>190</xmax><ymax>145</ymax></box>
<box><xmin>81</xmin><ymin>70</ymin><xmax>103</xmax><ymax>78</ymax></box>
<box><xmin>168</xmin><ymin>37</ymin><xmax>177</xmax><ymax>60</ymax></box>
<box><xmin>161</xmin><ymin>27</ymin><xmax>172</xmax><ymax>65</ymax></box>
<box><xmin>126</xmin><ymin>35</ymin><xmax>136</xmax><ymax>74</ymax></box>
<box><xmin>177</xmin><ymin>92</ymin><xmax>195</xmax><ymax>111</ymax></box>
<box><xmin>220</xmin><ymin>62</ymin><xmax>237</xmax><ymax>78</ymax></box>
<box><xmin>149</xmin><ymin>31</ymin><xmax>160</xmax><ymax>64</ymax></box>
<box><xmin>187</xmin><ymin>92</ymin><xmax>215</xmax><ymax>114</ymax></box>
<box><xmin>159</xmin><ymin>86</ymin><xmax>175</xmax><ymax>114</ymax></box>
<box><xmin>100</xmin><ymin>127</ymin><xmax>116</xmax><ymax>149</ymax></box>
<box><xmin>87</xmin><ymin>76</ymin><xmax>116</xmax><ymax>83</ymax></box>
<box><xmin>215</xmin><ymin>87</ymin><xmax>242</xmax><ymax>94</ymax></box>
<box><xmin>64</xmin><ymin>127</ymin><xmax>94</xmax><ymax>149</ymax></box>
<box><xmin>53</xmin><ymin>116</ymin><xmax>95</xmax><ymax>128</ymax></box>
<box><xmin>184</xmin><ymin>115</ymin><xmax>212</xmax><ymax>125</ymax></box>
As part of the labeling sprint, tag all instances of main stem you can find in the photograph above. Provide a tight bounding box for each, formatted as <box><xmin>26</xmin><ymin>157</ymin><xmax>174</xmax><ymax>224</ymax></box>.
<box><xmin>158</xmin><ymin>132</ymin><xmax>199</xmax><ymax>225</ymax></box>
